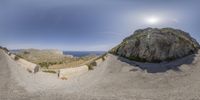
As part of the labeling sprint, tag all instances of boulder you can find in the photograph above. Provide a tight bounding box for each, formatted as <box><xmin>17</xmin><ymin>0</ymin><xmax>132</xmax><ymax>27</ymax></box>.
<box><xmin>110</xmin><ymin>28</ymin><xmax>200</xmax><ymax>62</ymax></box>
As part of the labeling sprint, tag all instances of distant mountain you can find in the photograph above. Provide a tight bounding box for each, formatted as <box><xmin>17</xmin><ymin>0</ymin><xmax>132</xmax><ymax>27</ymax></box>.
<box><xmin>9</xmin><ymin>49</ymin><xmax>67</xmax><ymax>64</ymax></box>
<box><xmin>10</xmin><ymin>49</ymin><xmax>63</xmax><ymax>55</ymax></box>
<box><xmin>110</xmin><ymin>27</ymin><xmax>200</xmax><ymax>62</ymax></box>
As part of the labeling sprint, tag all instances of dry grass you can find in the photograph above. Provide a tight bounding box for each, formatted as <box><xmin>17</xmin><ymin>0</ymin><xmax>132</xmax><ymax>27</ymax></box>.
<box><xmin>15</xmin><ymin>50</ymin><xmax>98</xmax><ymax>70</ymax></box>
<box><xmin>16</xmin><ymin>51</ymin><xmax>67</xmax><ymax>64</ymax></box>
<box><xmin>48</xmin><ymin>56</ymin><xmax>97</xmax><ymax>69</ymax></box>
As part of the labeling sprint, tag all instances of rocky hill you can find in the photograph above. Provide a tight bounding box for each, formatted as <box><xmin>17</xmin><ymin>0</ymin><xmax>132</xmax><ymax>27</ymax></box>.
<box><xmin>110</xmin><ymin>28</ymin><xmax>200</xmax><ymax>62</ymax></box>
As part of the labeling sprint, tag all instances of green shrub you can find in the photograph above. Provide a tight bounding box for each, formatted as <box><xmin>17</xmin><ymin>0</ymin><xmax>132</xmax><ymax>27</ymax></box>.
<box><xmin>23</xmin><ymin>51</ymin><xmax>30</xmax><ymax>54</ymax></box>
<box><xmin>87</xmin><ymin>64</ymin><xmax>94</xmax><ymax>70</ymax></box>
<box><xmin>87</xmin><ymin>62</ymin><xmax>97</xmax><ymax>70</ymax></box>
<box><xmin>38</xmin><ymin>62</ymin><xmax>49</xmax><ymax>69</ymax></box>
<box><xmin>59</xmin><ymin>61</ymin><xmax>63</xmax><ymax>64</ymax></box>
<box><xmin>38</xmin><ymin>61</ymin><xmax>62</xmax><ymax>69</ymax></box>
<box><xmin>14</xmin><ymin>56</ymin><xmax>20</xmax><ymax>61</ymax></box>
<box><xmin>42</xmin><ymin>70</ymin><xmax>56</xmax><ymax>74</ymax></box>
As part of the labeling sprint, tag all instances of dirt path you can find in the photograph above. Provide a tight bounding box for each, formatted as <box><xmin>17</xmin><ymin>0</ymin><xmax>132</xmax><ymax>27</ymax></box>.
<box><xmin>0</xmin><ymin>50</ymin><xmax>30</xmax><ymax>100</ymax></box>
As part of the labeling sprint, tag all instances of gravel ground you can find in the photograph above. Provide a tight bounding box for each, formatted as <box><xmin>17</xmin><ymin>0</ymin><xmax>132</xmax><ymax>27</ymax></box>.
<box><xmin>1</xmin><ymin>49</ymin><xmax>200</xmax><ymax>100</ymax></box>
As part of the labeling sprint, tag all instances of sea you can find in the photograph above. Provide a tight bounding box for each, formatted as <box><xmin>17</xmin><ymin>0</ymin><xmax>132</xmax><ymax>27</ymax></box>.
<box><xmin>10</xmin><ymin>49</ymin><xmax>106</xmax><ymax>57</ymax></box>
<box><xmin>63</xmin><ymin>51</ymin><xmax>106</xmax><ymax>57</ymax></box>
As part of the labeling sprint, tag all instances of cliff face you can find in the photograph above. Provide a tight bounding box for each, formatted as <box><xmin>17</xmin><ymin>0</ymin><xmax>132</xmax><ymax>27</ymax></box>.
<box><xmin>110</xmin><ymin>28</ymin><xmax>200</xmax><ymax>62</ymax></box>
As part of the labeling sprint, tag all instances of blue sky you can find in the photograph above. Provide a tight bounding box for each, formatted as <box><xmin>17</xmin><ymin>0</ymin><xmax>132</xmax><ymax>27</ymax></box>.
<box><xmin>0</xmin><ymin>0</ymin><xmax>200</xmax><ymax>51</ymax></box>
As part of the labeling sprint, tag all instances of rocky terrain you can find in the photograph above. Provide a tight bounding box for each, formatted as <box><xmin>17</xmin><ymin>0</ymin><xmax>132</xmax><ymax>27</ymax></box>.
<box><xmin>110</xmin><ymin>28</ymin><xmax>200</xmax><ymax>62</ymax></box>
<box><xmin>1</xmin><ymin>48</ymin><xmax>200</xmax><ymax>100</ymax></box>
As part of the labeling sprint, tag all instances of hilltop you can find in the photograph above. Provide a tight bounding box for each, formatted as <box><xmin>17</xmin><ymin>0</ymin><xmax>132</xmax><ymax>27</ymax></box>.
<box><xmin>110</xmin><ymin>28</ymin><xmax>200</xmax><ymax>62</ymax></box>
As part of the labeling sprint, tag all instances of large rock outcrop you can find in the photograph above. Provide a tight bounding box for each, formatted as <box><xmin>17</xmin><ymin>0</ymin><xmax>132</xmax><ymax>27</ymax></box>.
<box><xmin>110</xmin><ymin>28</ymin><xmax>200</xmax><ymax>62</ymax></box>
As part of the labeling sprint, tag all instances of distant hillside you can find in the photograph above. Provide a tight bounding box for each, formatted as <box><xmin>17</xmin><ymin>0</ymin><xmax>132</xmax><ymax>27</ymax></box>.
<box><xmin>11</xmin><ymin>49</ymin><xmax>63</xmax><ymax>55</ymax></box>
<box><xmin>11</xmin><ymin>49</ymin><xmax>97</xmax><ymax>70</ymax></box>
<box><xmin>10</xmin><ymin>49</ymin><xmax>67</xmax><ymax>64</ymax></box>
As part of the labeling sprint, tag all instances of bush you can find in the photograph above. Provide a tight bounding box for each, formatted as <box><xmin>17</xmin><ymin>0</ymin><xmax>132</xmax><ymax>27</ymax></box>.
<box><xmin>14</xmin><ymin>56</ymin><xmax>20</xmax><ymax>61</ymax></box>
<box><xmin>59</xmin><ymin>61</ymin><xmax>63</xmax><ymax>64</ymax></box>
<box><xmin>8</xmin><ymin>53</ymin><xmax>11</xmax><ymax>56</ymax></box>
<box><xmin>87</xmin><ymin>62</ymin><xmax>96</xmax><ymax>70</ymax></box>
<box><xmin>23</xmin><ymin>51</ymin><xmax>30</xmax><ymax>54</ymax></box>
<box><xmin>38</xmin><ymin>62</ymin><xmax>49</xmax><ymax>69</ymax></box>
<box><xmin>42</xmin><ymin>70</ymin><xmax>56</xmax><ymax>74</ymax></box>
<box><xmin>38</xmin><ymin>61</ymin><xmax>61</xmax><ymax>69</ymax></box>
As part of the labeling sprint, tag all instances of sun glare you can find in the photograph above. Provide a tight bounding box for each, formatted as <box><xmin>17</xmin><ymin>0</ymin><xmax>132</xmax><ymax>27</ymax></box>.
<box><xmin>146</xmin><ymin>16</ymin><xmax>160</xmax><ymax>24</ymax></box>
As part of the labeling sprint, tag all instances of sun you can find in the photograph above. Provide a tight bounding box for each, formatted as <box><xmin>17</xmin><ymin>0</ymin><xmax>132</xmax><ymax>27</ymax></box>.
<box><xmin>146</xmin><ymin>16</ymin><xmax>160</xmax><ymax>24</ymax></box>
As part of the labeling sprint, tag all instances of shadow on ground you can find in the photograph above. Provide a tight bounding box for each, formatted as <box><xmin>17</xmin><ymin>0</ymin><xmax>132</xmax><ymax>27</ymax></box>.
<box><xmin>117</xmin><ymin>54</ymin><xmax>196</xmax><ymax>73</ymax></box>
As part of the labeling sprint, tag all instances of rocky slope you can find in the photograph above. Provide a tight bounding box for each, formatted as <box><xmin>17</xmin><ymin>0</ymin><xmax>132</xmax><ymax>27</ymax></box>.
<box><xmin>110</xmin><ymin>28</ymin><xmax>200</xmax><ymax>62</ymax></box>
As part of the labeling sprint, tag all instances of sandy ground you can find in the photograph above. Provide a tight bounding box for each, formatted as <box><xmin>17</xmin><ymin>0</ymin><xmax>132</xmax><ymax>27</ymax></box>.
<box><xmin>1</xmin><ymin>49</ymin><xmax>200</xmax><ymax>100</ymax></box>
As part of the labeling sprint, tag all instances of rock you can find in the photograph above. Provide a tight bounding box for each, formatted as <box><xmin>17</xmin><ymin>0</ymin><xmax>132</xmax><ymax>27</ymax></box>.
<box><xmin>0</xmin><ymin>46</ymin><xmax>9</xmax><ymax>53</ymax></box>
<box><xmin>110</xmin><ymin>28</ymin><xmax>200</xmax><ymax>62</ymax></box>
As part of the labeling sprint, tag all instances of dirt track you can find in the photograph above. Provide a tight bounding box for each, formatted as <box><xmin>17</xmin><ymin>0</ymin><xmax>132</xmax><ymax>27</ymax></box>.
<box><xmin>1</xmin><ymin>49</ymin><xmax>200</xmax><ymax>100</ymax></box>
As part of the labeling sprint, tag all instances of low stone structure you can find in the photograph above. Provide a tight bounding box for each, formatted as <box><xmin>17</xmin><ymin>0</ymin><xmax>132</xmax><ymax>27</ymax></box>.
<box><xmin>103</xmin><ymin>55</ymin><xmax>107</xmax><ymax>60</ymax></box>
<box><xmin>10</xmin><ymin>54</ymin><xmax>16</xmax><ymax>59</ymax></box>
<box><xmin>95</xmin><ymin>58</ymin><xmax>103</xmax><ymax>66</ymax></box>
<box><xmin>58</xmin><ymin>55</ymin><xmax>108</xmax><ymax>80</ymax></box>
<box><xmin>58</xmin><ymin>65</ymin><xmax>89</xmax><ymax>79</ymax></box>
<box><xmin>10</xmin><ymin>54</ymin><xmax>39</xmax><ymax>73</ymax></box>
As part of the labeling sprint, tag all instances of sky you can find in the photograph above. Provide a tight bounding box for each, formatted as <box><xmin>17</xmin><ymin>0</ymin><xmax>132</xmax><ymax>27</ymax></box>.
<box><xmin>0</xmin><ymin>0</ymin><xmax>200</xmax><ymax>51</ymax></box>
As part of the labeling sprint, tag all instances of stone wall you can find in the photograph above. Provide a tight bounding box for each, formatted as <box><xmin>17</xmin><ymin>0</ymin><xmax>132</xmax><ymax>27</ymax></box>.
<box><xmin>58</xmin><ymin>54</ymin><xmax>108</xmax><ymax>80</ymax></box>
<box><xmin>58</xmin><ymin>65</ymin><xmax>89</xmax><ymax>79</ymax></box>
<box><xmin>95</xmin><ymin>58</ymin><xmax>103</xmax><ymax>66</ymax></box>
<box><xmin>10</xmin><ymin>54</ymin><xmax>39</xmax><ymax>73</ymax></box>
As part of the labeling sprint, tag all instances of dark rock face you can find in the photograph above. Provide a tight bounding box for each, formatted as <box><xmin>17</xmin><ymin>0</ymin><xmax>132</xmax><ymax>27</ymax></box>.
<box><xmin>0</xmin><ymin>46</ymin><xmax>9</xmax><ymax>53</ymax></box>
<box><xmin>110</xmin><ymin>28</ymin><xmax>200</xmax><ymax>62</ymax></box>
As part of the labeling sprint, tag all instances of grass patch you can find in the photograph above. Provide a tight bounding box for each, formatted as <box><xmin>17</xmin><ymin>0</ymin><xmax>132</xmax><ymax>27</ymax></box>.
<box><xmin>42</xmin><ymin>70</ymin><xmax>57</xmax><ymax>74</ymax></box>
<box><xmin>38</xmin><ymin>62</ymin><xmax>62</xmax><ymax>69</ymax></box>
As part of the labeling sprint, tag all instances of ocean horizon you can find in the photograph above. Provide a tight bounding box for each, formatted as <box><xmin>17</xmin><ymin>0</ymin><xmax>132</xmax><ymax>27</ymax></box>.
<box><xmin>63</xmin><ymin>51</ymin><xmax>106</xmax><ymax>57</ymax></box>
